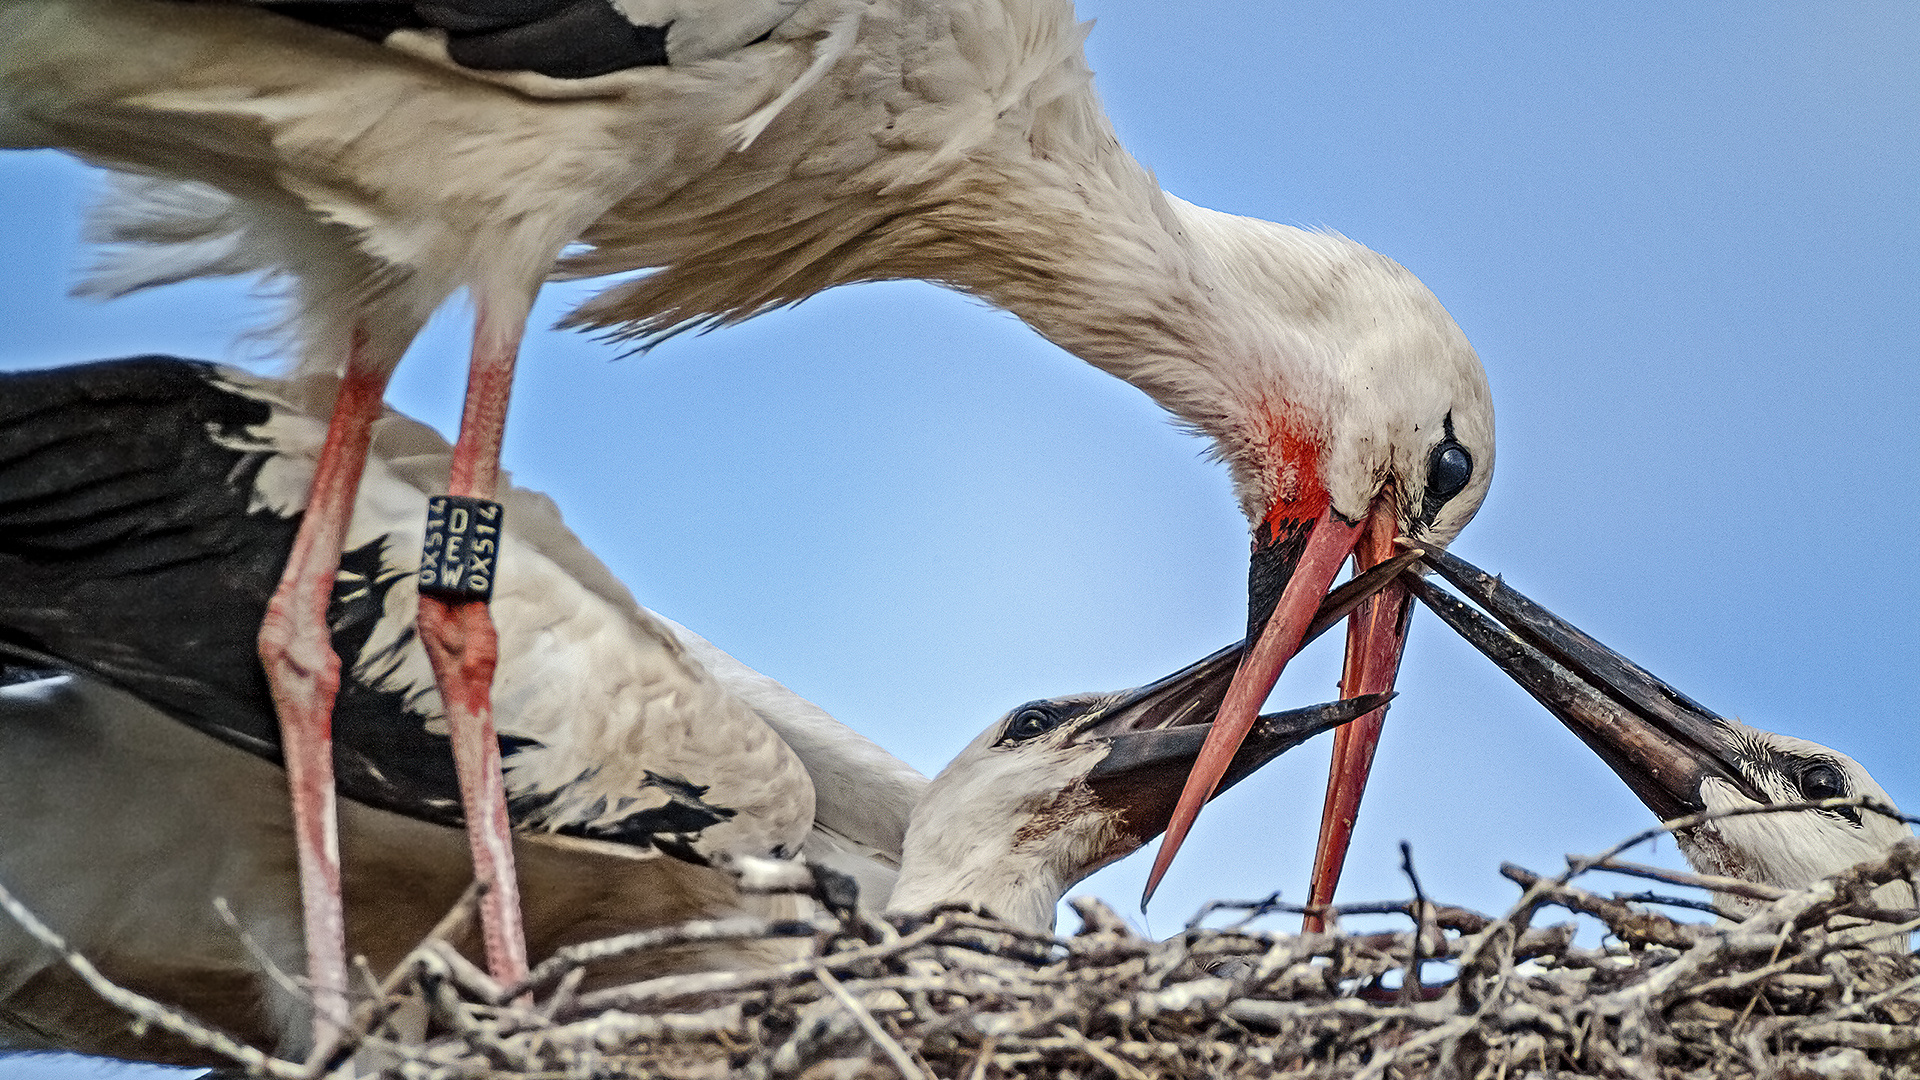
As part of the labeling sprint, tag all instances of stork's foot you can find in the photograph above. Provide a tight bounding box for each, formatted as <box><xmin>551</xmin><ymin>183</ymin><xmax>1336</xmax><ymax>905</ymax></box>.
<box><xmin>418</xmin><ymin>593</ymin><xmax>529</xmax><ymax>983</ymax></box>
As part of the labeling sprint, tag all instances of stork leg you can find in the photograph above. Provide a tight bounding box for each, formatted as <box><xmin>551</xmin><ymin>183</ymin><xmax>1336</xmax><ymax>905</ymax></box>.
<box><xmin>416</xmin><ymin>300</ymin><xmax>530</xmax><ymax>985</ymax></box>
<box><xmin>257</xmin><ymin>339</ymin><xmax>392</xmax><ymax>1043</ymax></box>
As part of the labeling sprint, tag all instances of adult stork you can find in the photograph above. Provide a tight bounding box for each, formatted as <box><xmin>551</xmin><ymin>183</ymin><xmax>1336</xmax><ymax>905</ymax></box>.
<box><xmin>2</xmin><ymin>0</ymin><xmax>847</xmax><ymax>1012</ymax></box>
<box><xmin>0</xmin><ymin>666</ymin><xmax>1370</xmax><ymax>1067</ymax></box>
<box><xmin>1408</xmin><ymin>549</ymin><xmax>1915</xmax><ymax>918</ymax></box>
<box><xmin>0</xmin><ymin>354</ymin><xmax>821</xmax><ymax>1042</ymax></box>
<box><xmin>0</xmin><ymin>358</ymin><xmax>1380</xmax><ymax>1065</ymax></box>
<box><xmin>5</xmin><ymin>0</ymin><xmax>1493</xmax><ymax>1012</ymax></box>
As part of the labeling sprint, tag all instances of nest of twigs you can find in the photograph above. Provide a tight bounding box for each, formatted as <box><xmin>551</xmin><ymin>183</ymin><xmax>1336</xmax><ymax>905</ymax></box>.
<box><xmin>13</xmin><ymin>807</ymin><xmax>1920</xmax><ymax>1079</ymax></box>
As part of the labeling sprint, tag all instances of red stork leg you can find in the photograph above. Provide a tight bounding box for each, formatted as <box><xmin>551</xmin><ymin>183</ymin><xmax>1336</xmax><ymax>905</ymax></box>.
<box><xmin>415</xmin><ymin>300</ymin><xmax>529</xmax><ymax>985</ymax></box>
<box><xmin>257</xmin><ymin>334</ymin><xmax>392</xmax><ymax>1043</ymax></box>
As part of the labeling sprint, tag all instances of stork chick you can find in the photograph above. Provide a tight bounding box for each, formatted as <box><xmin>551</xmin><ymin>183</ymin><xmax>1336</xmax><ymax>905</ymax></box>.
<box><xmin>1409</xmin><ymin>549</ymin><xmax>1914</xmax><ymax>920</ymax></box>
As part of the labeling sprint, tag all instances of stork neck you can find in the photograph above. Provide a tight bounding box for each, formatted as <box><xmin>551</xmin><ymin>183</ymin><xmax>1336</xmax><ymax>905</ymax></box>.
<box><xmin>886</xmin><ymin>852</ymin><xmax>1064</xmax><ymax>934</ymax></box>
<box><xmin>913</xmin><ymin>137</ymin><xmax>1232</xmax><ymax>418</ymax></box>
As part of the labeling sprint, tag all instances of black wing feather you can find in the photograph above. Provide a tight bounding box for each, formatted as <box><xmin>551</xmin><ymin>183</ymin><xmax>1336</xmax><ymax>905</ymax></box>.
<box><xmin>0</xmin><ymin>358</ymin><xmax>475</xmax><ymax>825</ymax></box>
<box><xmin>232</xmin><ymin>0</ymin><xmax>675</xmax><ymax>78</ymax></box>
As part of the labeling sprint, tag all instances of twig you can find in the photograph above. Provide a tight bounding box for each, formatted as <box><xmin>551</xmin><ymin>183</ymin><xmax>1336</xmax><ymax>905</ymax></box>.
<box><xmin>816</xmin><ymin>966</ymin><xmax>929</xmax><ymax>1080</ymax></box>
<box><xmin>0</xmin><ymin>871</ymin><xmax>300</xmax><ymax>1077</ymax></box>
<box><xmin>965</xmin><ymin>1035</ymin><xmax>1000</xmax><ymax>1080</ymax></box>
<box><xmin>506</xmin><ymin>914</ymin><xmax>832</xmax><ymax>998</ymax></box>
<box><xmin>1053</xmin><ymin>1023</ymin><xmax>1150</xmax><ymax>1080</ymax></box>
<box><xmin>212</xmin><ymin>896</ymin><xmax>308</xmax><ymax>1005</ymax></box>
<box><xmin>1591</xmin><ymin>857</ymin><xmax>1788</xmax><ymax>904</ymax></box>
<box><xmin>304</xmin><ymin>879</ymin><xmax>485</xmax><ymax>1075</ymax></box>
<box><xmin>1563</xmin><ymin>797</ymin><xmax>1914</xmax><ymax>884</ymax></box>
<box><xmin>1398</xmin><ymin>841</ymin><xmax>1430</xmax><ymax>1006</ymax></box>
<box><xmin>1501</xmin><ymin>863</ymin><xmax>1702</xmax><ymax>949</ymax></box>
<box><xmin>1608</xmin><ymin>890</ymin><xmax>1723</xmax><ymax>915</ymax></box>
<box><xmin>575</xmin><ymin>911</ymin><xmax>961</xmax><ymax>1013</ymax></box>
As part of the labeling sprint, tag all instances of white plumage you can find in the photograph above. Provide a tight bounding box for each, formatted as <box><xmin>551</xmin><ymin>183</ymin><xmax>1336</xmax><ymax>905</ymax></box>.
<box><xmin>2</xmin><ymin>0</ymin><xmax>885</xmax><ymax>1007</ymax></box>
<box><xmin>1681</xmin><ymin>725</ymin><xmax>1913</xmax><ymax>918</ymax></box>
<box><xmin>0</xmin><ymin>646</ymin><xmax>1340</xmax><ymax>1067</ymax></box>
<box><xmin>4</xmin><ymin>0</ymin><xmax>1496</xmax><ymax>1000</ymax></box>
<box><xmin>0</xmin><ymin>358</ymin><xmax>1365</xmax><ymax>1067</ymax></box>
<box><xmin>0</xmin><ymin>674</ymin><xmax>815</xmax><ymax>1067</ymax></box>
<box><xmin>239</xmin><ymin>366</ymin><xmax>824</xmax><ymax>858</ymax></box>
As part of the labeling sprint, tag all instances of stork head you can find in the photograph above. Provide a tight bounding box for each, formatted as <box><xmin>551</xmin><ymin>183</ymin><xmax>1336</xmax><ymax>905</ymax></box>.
<box><xmin>888</xmin><ymin>643</ymin><xmax>1387</xmax><ymax>931</ymax></box>
<box><xmin>1142</xmin><ymin>209</ymin><xmax>1494</xmax><ymax>908</ymax></box>
<box><xmin>1411</xmin><ymin>548</ymin><xmax>1914</xmax><ymax>916</ymax></box>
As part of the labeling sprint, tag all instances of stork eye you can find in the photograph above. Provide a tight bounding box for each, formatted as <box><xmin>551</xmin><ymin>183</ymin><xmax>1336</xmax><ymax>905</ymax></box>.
<box><xmin>1426</xmin><ymin>441</ymin><xmax>1472</xmax><ymax>502</ymax></box>
<box><xmin>1003</xmin><ymin>704</ymin><xmax>1065</xmax><ymax>742</ymax></box>
<box><xmin>1798</xmin><ymin>762</ymin><xmax>1847</xmax><ymax>802</ymax></box>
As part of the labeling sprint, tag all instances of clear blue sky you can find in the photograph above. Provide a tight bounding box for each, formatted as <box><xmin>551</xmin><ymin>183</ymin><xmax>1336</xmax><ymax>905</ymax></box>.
<box><xmin>1</xmin><ymin>2</ymin><xmax>1915</xmax><ymax>1076</ymax></box>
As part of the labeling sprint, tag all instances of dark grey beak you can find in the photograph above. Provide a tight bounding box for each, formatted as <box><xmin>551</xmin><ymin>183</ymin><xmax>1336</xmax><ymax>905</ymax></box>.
<box><xmin>1065</xmin><ymin>553</ymin><xmax>1411</xmax><ymax>845</ymax></box>
<box><xmin>1407</xmin><ymin>547</ymin><xmax>1768</xmax><ymax>820</ymax></box>
<box><xmin>1080</xmin><ymin>644</ymin><xmax>1391</xmax><ymax>842</ymax></box>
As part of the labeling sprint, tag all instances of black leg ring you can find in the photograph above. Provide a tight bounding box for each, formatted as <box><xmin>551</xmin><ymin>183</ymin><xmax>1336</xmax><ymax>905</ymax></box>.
<box><xmin>420</xmin><ymin>495</ymin><xmax>504</xmax><ymax>602</ymax></box>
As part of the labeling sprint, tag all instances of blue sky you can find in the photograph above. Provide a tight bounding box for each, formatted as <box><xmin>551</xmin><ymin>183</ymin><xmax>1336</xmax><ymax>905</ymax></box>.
<box><xmin>1</xmin><ymin>2</ymin><xmax>1915</xmax><ymax>1075</ymax></box>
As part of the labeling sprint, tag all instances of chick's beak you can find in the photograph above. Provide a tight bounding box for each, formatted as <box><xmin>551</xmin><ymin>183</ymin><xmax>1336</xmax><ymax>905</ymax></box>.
<box><xmin>1407</xmin><ymin>547</ymin><xmax>1766</xmax><ymax>820</ymax></box>
<box><xmin>1083</xmin><ymin>658</ymin><xmax>1394</xmax><ymax>850</ymax></box>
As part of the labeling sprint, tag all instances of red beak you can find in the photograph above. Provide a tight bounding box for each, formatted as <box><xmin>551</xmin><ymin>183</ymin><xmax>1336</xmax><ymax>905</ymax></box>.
<box><xmin>1143</xmin><ymin>493</ymin><xmax>1410</xmax><ymax>905</ymax></box>
<box><xmin>1302</xmin><ymin>508</ymin><xmax>1411</xmax><ymax>929</ymax></box>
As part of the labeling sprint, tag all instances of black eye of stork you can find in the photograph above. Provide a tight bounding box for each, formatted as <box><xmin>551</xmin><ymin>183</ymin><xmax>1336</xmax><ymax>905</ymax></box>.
<box><xmin>1427</xmin><ymin>441</ymin><xmax>1472</xmax><ymax>502</ymax></box>
<box><xmin>1003</xmin><ymin>704</ymin><xmax>1066</xmax><ymax>743</ymax></box>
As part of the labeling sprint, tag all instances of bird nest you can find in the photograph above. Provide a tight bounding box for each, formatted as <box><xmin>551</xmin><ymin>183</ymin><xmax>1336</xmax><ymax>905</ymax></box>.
<box><xmin>13</xmin><ymin>815</ymin><xmax>1920</xmax><ymax>1080</ymax></box>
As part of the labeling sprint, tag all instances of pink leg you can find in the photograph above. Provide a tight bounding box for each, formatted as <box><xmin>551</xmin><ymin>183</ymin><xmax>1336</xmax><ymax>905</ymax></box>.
<box><xmin>416</xmin><ymin>303</ymin><xmax>529</xmax><ymax>984</ymax></box>
<box><xmin>257</xmin><ymin>340</ymin><xmax>391</xmax><ymax>1044</ymax></box>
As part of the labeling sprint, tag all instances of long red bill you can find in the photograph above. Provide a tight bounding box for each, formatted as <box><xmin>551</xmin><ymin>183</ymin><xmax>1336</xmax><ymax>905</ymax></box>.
<box><xmin>1302</xmin><ymin>509</ymin><xmax>1413</xmax><ymax>930</ymax></box>
<box><xmin>1142</xmin><ymin>503</ymin><xmax>1364</xmax><ymax>905</ymax></box>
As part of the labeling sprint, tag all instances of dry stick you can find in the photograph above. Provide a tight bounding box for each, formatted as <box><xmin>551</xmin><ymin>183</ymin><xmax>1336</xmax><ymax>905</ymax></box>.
<box><xmin>211</xmin><ymin>896</ymin><xmax>309</xmax><ymax>1009</ymax></box>
<box><xmin>1777</xmin><ymin>968</ymin><xmax>1920</xmax><ymax>1030</ymax></box>
<box><xmin>506</xmin><ymin>914</ymin><xmax>833</xmax><ymax>999</ymax></box>
<box><xmin>1563</xmin><ymin>797</ymin><xmax>1914</xmax><ymax>884</ymax></box>
<box><xmin>1052</xmin><ymin>1024</ymin><xmax>1150</xmax><ymax>1080</ymax></box>
<box><xmin>1352</xmin><ymin>1013</ymin><xmax>1480</xmax><ymax>1080</ymax></box>
<box><xmin>816</xmin><ymin>966</ymin><xmax>930</xmax><ymax>1080</ymax></box>
<box><xmin>575</xmin><ymin>912</ymin><xmax>962</xmax><ymax>1013</ymax></box>
<box><xmin>964</xmin><ymin>1035</ymin><xmax>1000</xmax><ymax>1080</ymax></box>
<box><xmin>1729</xmin><ymin>923</ymin><xmax>1795</xmax><ymax>1037</ymax></box>
<box><xmin>0</xmin><ymin>872</ymin><xmax>302</xmax><ymax>1078</ymax></box>
<box><xmin>1188</xmin><ymin>895</ymin><xmax>1480</xmax><ymax>930</ymax></box>
<box><xmin>1501</xmin><ymin>864</ymin><xmax>1701</xmax><ymax>949</ymax></box>
<box><xmin>1592</xmin><ymin>854</ymin><xmax>1920</xmax><ymax>1030</ymax></box>
<box><xmin>535</xmin><ymin>966</ymin><xmax>587</xmax><ymax>1023</ymax></box>
<box><xmin>1592</xmin><ymin>857</ymin><xmax>1789</xmax><ymax>905</ymax></box>
<box><xmin>1822</xmin><ymin>915</ymin><xmax>1920</xmax><ymax>953</ymax></box>
<box><xmin>1609</xmin><ymin>890</ymin><xmax>1724</xmax><ymax>915</ymax></box>
<box><xmin>288</xmin><ymin>829</ymin><xmax>1920</xmax><ymax>1078</ymax></box>
<box><xmin>304</xmin><ymin>879</ymin><xmax>485</xmax><ymax>1075</ymax></box>
<box><xmin>1397</xmin><ymin>841</ymin><xmax>1430</xmax><ymax>1005</ymax></box>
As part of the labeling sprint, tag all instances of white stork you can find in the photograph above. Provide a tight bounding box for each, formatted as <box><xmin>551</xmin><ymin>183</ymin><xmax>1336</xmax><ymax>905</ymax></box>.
<box><xmin>3</xmin><ymin>0</ymin><xmax>891</xmax><ymax>1012</ymax></box>
<box><xmin>3</xmin><ymin>0</ymin><xmax>1494</xmax><ymax>1014</ymax></box>
<box><xmin>0</xmin><ymin>663</ymin><xmax>1367</xmax><ymax>1067</ymax></box>
<box><xmin>1409</xmin><ymin>549</ymin><xmax>1916</xmax><ymax>918</ymax></box>
<box><xmin>0</xmin><ymin>357</ymin><xmax>1376</xmax><ymax>1064</ymax></box>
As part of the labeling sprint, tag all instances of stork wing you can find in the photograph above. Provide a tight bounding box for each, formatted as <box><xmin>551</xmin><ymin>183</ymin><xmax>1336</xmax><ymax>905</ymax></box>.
<box><xmin>230</xmin><ymin>0</ymin><xmax>806</xmax><ymax>77</ymax></box>
<box><xmin>0</xmin><ymin>358</ymin><xmax>814</xmax><ymax>860</ymax></box>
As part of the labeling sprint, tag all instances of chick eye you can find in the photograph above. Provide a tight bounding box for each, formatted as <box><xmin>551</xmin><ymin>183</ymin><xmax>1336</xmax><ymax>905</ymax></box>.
<box><xmin>1798</xmin><ymin>762</ymin><xmax>1847</xmax><ymax>801</ymax></box>
<box><xmin>1426</xmin><ymin>441</ymin><xmax>1472</xmax><ymax>503</ymax></box>
<box><xmin>1003</xmin><ymin>704</ymin><xmax>1064</xmax><ymax>742</ymax></box>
